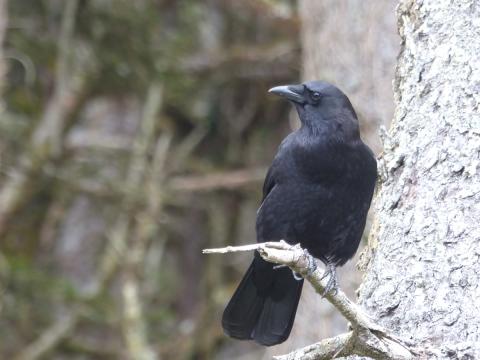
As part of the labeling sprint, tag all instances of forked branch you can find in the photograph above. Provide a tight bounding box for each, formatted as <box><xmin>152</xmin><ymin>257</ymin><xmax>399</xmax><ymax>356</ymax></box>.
<box><xmin>203</xmin><ymin>241</ymin><xmax>416</xmax><ymax>360</ymax></box>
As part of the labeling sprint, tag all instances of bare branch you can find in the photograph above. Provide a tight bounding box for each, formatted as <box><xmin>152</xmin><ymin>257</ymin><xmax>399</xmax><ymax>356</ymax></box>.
<box><xmin>32</xmin><ymin>0</ymin><xmax>81</xmax><ymax>149</ymax></box>
<box><xmin>168</xmin><ymin>167</ymin><xmax>266</xmax><ymax>192</ymax></box>
<box><xmin>203</xmin><ymin>243</ymin><xmax>269</xmax><ymax>254</ymax></box>
<box><xmin>121</xmin><ymin>275</ymin><xmax>157</xmax><ymax>360</ymax></box>
<box><xmin>203</xmin><ymin>242</ymin><xmax>416</xmax><ymax>359</ymax></box>
<box><xmin>111</xmin><ymin>83</ymin><xmax>164</xmax><ymax>360</ymax></box>
<box><xmin>50</xmin><ymin>166</ymin><xmax>266</xmax><ymax>198</ymax></box>
<box><xmin>273</xmin><ymin>333</ymin><xmax>351</xmax><ymax>360</ymax></box>
<box><xmin>0</xmin><ymin>0</ymin><xmax>84</xmax><ymax>236</ymax></box>
<box><xmin>14</xmin><ymin>310</ymin><xmax>79</xmax><ymax>360</ymax></box>
<box><xmin>170</xmin><ymin>126</ymin><xmax>208</xmax><ymax>172</ymax></box>
<box><xmin>179</xmin><ymin>43</ymin><xmax>298</xmax><ymax>79</ymax></box>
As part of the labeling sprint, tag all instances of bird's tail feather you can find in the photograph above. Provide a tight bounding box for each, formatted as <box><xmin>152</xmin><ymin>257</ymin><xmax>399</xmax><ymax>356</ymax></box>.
<box><xmin>222</xmin><ymin>255</ymin><xmax>303</xmax><ymax>346</ymax></box>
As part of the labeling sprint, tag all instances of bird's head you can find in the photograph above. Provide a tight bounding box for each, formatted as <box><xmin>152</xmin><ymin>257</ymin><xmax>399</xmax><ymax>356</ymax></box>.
<box><xmin>269</xmin><ymin>80</ymin><xmax>359</xmax><ymax>138</ymax></box>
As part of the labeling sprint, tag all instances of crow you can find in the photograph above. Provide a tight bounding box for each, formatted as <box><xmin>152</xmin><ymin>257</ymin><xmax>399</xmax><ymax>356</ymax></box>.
<box><xmin>222</xmin><ymin>81</ymin><xmax>377</xmax><ymax>346</ymax></box>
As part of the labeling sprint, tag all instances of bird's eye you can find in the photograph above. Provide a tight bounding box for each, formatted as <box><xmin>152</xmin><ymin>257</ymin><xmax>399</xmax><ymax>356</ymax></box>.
<box><xmin>311</xmin><ymin>92</ymin><xmax>321</xmax><ymax>101</ymax></box>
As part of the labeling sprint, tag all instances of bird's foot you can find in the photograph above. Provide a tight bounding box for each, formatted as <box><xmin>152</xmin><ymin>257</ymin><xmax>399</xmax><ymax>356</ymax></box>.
<box><xmin>303</xmin><ymin>248</ymin><xmax>317</xmax><ymax>277</ymax></box>
<box><xmin>292</xmin><ymin>271</ymin><xmax>303</xmax><ymax>281</ymax></box>
<box><xmin>320</xmin><ymin>262</ymin><xmax>338</xmax><ymax>296</ymax></box>
<box><xmin>275</xmin><ymin>264</ymin><xmax>304</xmax><ymax>281</ymax></box>
<box><xmin>291</xmin><ymin>248</ymin><xmax>317</xmax><ymax>280</ymax></box>
<box><xmin>273</xmin><ymin>246</ymin><xmax>317</xmax><ymax>282</ymax></box>
<box><xmin>273</xmin><ymin>264</ymin><xmax>304</xmax><ymax>281</ymax></box>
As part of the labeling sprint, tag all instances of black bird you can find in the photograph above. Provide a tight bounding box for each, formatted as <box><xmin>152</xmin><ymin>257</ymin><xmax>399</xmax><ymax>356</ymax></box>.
<box><xmin>222</xmin><ymin>81</ymin><xmax>377</xmax><ymax>346</ymax></box>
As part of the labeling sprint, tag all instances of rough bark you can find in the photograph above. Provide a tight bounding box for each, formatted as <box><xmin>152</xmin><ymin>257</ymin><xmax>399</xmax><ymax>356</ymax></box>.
<box><xmin>358</xmin><ymin>0</ymin><xmax>480</xmax><ymax>358</ymax></box>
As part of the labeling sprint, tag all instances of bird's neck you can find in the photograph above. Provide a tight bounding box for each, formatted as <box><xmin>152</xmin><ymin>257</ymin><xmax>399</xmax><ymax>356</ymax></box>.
<box><xmin>301</xmin><ymin>118</ymin><xmax>360</xmax><ymax>145</ymax></box>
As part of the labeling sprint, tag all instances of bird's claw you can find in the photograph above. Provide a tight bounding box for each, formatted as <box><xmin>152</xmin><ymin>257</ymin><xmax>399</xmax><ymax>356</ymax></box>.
<box><xmin>303</xmin><ymin>248</ymin><xmax>317</xmax><ymax>277</ymax></box>
<box><xmin>291</xmin><ymin>248</ymin><xmax>317</xmax><ymax>281</ymax></box>
<box><xmin>288</xmin><ymin>248</ymin><xmax>317</xmax><ymax>281</ymax></box>
<box><xmin>320</xmin><ymin>262</ymin><xmax>338</xmax><ymax>296</ymax></box>
<box><xmin>292</xmin><ymin>271</ymin><xmax>303</xmax><ymax>281</ymax></box>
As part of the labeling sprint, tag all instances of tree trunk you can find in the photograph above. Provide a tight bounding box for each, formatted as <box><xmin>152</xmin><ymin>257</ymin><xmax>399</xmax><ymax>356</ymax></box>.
<box><xmin>358</xmin><ymin>0</ymin><xmax>480</xmax><ymax>358</ymax></box>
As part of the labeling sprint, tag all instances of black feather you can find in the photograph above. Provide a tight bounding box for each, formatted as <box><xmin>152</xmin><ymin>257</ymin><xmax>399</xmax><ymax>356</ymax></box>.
<box><xmin>222</xmin><ymin>255</ymin><xmax>303</xmax><ymax>345</ymax></box>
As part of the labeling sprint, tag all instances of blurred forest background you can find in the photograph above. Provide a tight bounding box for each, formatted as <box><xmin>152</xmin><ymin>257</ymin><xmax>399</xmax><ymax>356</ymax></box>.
<box><xmin>0</xmin><ymin>0</ymin><xmax>398</xmax><ymax>359</ymax></box>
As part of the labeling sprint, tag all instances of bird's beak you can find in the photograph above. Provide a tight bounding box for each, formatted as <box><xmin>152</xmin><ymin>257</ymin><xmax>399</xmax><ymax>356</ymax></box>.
<box><xmin>268</xmin><ymin>84</ymin><xmax>305</xmax><ymax>104</ymax></box>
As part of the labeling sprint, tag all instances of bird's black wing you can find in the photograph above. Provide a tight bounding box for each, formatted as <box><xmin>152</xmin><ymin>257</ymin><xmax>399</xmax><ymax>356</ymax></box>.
<box><xmin>261</xmin><ymin>166</ymin><xmax>276</xmax><ymax>203</ymax></box>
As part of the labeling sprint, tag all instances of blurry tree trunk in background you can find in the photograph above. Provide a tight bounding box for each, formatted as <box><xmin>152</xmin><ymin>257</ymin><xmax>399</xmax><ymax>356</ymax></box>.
<box><xmin>0</xmin><ymin>0</ymin><xmax>6</xmax><ymax>102</ymax></box>
<box><xmin>0</xmin><ymin>0</ymin><xmax>7</xmax><ymax>316</ymax></box>
<box><xmin>299</xmin><ymin>0</ymin><xmax>398</xmax><ymax>152</ymax></box>
<box><xmin>117</xmin><ymin>83</ymin><xmax>165</xmax><ymax>360</ymax></box>
<box><xmin>271</xmin><ymin>0</ymin><xmax>398</xmax><ymax>352</ymax></box>
<box><xmin>358</xmin><ymin>0</ymin><xmax>480</xmax><ymax>358</ymax></box>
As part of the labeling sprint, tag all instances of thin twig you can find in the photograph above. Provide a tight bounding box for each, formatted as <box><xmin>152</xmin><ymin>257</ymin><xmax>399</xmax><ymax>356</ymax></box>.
<box><xmin>203</xmin><ymin>242</ymin><xmax>269</xmax><ymax>254</ymax></box>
